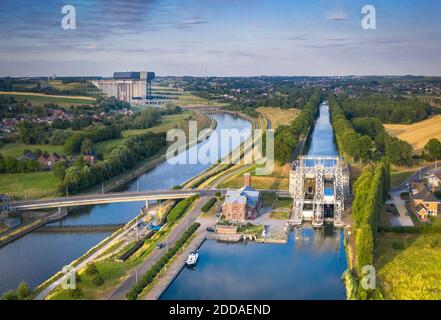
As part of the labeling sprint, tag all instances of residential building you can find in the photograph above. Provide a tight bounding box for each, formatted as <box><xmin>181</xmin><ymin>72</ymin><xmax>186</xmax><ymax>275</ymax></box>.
<box><xmin>410</xmin><ymin>182</ymin><xmax>440</xmax><ymax>220</ymax></box>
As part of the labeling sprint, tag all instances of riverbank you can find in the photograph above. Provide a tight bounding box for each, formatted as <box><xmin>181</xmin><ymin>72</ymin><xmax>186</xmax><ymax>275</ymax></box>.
<box><xmin>28</xmin><ymin>112</ymin><xmax>252</xmax><ymax>299</ymax></box>
<box><xmin>0</xmin><ymin>112</ymin><xmax>215</xmax><ymax>249</ymax></box>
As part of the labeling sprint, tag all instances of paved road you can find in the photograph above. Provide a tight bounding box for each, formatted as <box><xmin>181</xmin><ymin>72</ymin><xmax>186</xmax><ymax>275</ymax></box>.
<box><xmin>142</xmin><ymin>215</ymin><xmax>216</xmax><ymax>300</ymax></box>
<box><xmin>389</xmin><ymin>191</ymin><xmax>414</xmax><ymax>227</ymax></box>
<box><xmin>107</xmin><ymin>197</ymin><xmax>209</xmax><ymax>300</ymax></box>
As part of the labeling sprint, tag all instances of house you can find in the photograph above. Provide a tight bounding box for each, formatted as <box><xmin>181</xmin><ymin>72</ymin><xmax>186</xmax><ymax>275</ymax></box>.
<box><xmin>410</xmin><ymin>182</ymin><xmax>440</xmax><ymax>219</ymax></box>
<box><xmin>83</xmin><ymin>152</ymin><xmax>96</xmax><ymax>166</ymax></box>
<box><xmin>17</xmin><ymin>152</ymin><xmax>37</xmax><ymax>162</ymax></box>
<box><xmin>221</xmin><ymin>173</ymin><xmax>262</xmax><ymax>223</ymax></box>
<box><xmin>38</xmin><ymin>153</ymin><xmax>61</xmax><ymax>170</ymax></box>
<box><xmin>426</xmin><ymin>173</ymin><xmax>441</xmax><ymax>191</ymax></box>
<box><xmin>415</xmin><ymin>204</ymin><xmax>430</xmax><ymax>222</ymax></box>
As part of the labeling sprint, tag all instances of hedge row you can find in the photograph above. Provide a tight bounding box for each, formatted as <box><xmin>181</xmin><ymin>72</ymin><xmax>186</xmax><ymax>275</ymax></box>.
<box><xmin>201</xmin><ymin>197</ymin><xmax>217</xmax><ymax>213</ymax></box>
<box><xmin>126</xmin><ymin>222</ymin><xmax>200</xmax><ymax>300</ymax></box>
<box><xmin>166</xmin><ymin>195</ymin><xmax>199</xmax><ymax>225</ymax></box>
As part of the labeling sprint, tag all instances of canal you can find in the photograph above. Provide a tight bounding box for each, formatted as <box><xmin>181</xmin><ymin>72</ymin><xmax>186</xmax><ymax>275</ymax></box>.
<box><xmin>0</xmin><ymin>113</ymin><xmax>252</xmax><ymax>295</ymax></box>
<box><xmin>160</xmin><ymin>102</ymin><xmax>348</xmax><ymax>300</ymax></box>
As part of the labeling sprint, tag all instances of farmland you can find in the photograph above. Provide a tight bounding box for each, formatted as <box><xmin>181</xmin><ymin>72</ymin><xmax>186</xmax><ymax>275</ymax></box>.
<box><xmin>0</xmin><ymin>91</ymin><xmax>96</xmax><ymax>107</ymax></box>
<box><xmin>256</xmin><ymin>107</ymin><xmax>300</xmax><ymax>128</ymax></box>
<box><xmin>384</xmin><ymin>115</ymin><xmax>441</xmax><ymax>153</ymax></box>
<box><xmin>375</xmin><ymin>225</ymin><xmax>441</xmax><ymax>299</ymax></box>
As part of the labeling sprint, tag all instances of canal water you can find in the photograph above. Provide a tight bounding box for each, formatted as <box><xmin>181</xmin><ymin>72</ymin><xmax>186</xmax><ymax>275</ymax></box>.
<box><xmin>160</xmin><ymin>102</ymin><xmax>348</xmax><ymax>300</ymax></box>
<box><xmin>0</xmin><ymin>113</ymin><xmax>252</xmax><ymax>295</ymax></box>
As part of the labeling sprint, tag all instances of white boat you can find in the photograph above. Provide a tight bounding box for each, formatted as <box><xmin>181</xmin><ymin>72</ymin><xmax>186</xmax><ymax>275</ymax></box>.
<box><xmin>186</xmin><ymin>251</ymin><xmax>199</xmax><ymax>267</ymax></box>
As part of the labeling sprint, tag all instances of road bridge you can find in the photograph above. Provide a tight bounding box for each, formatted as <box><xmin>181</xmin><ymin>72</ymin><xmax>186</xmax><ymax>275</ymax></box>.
<box><xmin>8</xmin><ymin>189</ymin><xmax>289</xmax><ymax>211</ymax></box>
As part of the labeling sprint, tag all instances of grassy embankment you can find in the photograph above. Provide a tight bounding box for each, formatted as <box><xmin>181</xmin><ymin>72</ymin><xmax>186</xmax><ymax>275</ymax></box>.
<box><xmin>218</xmin><ymin>107</ymin><xmax>300</xmax><ymax>191</ymax></box>
<box><xmin>374</xmin><ymin>218</ymin><xmax>441</xmax><ymax>299</ymax></box>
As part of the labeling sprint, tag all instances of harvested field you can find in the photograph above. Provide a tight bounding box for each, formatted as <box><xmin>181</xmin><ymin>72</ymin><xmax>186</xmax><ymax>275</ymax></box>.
<box><xmin>385</xmin><ymin>116</ymin><xmax>441</xmax><ymax>152</ymax></box>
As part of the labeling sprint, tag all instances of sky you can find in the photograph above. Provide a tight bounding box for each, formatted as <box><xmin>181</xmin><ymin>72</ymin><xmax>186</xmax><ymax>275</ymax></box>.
<box><xmin>0</xmin><ymin>0</ymin><xmax>440</xmax><ymax>77</ymax></box>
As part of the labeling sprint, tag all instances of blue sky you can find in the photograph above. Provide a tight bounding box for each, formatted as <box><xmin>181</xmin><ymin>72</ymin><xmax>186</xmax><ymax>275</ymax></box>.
<box><xmin>0</xmin><ymin>0</ymin><xmax>440</xmax><ymax>76</ymax></box>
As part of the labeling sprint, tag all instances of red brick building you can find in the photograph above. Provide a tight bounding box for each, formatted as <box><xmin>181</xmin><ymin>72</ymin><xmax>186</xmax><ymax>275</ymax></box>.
<box><xmin>221</xmin><ymin>174</ymin><xmax>262</xmax><ymax>222</ymax></box>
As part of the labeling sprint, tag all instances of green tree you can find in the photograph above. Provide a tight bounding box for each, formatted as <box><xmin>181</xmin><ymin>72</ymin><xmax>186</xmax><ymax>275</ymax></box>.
<box><xmin>16</xmin><ymin>281</ymin><xmax>31</xmax><ymax>300</ymax></box>
<box><xmin>53</xmin><ymin>160</ymin><xmax>67</xmax><ymax>181</ymax></box>
<box><xmin>81</xmin><ymin>138</ymin><xmax>93</xmax><ymax>154</ymax></box>
<box><xmin>1</xmin><ymin>290</ymin><xmax>18</xmax><ymax>300</ymax></box>
<box><xmin>423</xmin><ymin>138</ymin><xmax>441</xmax><ymax>161</ymax></box>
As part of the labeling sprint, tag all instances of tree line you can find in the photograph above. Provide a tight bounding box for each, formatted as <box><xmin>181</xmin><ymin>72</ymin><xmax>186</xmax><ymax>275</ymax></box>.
<box><xmin>273</xmin><ymin>91</ymin><xmax>322</xmax><ymax>164</ymax></box>
<box><xmin>329</xmin><ymin>97</ymin><xmax>413</xmax><ymax>165</ymax></box>
<box><xmin>337</xmin><ymin>94</ymin><xmax>432</xmax><ymax>124</ymax></box>
<box><xmin>348</xmin><ymin>157</ymin><xmax>390</xmax><ymax>300</ymax></box>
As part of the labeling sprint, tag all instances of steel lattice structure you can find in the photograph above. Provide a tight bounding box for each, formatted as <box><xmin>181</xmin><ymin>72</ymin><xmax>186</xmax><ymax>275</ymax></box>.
<box><xmin>289</xmin><ymin>156</ymin><xmax>349</xmax><ymax>227</ymax></box>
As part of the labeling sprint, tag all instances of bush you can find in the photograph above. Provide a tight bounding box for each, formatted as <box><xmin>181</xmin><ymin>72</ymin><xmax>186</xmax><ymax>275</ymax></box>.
<box><xmin>126</xmin><ymin>222</ymin><xmax>200</xmax><ymax>300</ymax></box>
<box><xmin>84</xmin><ymin>262</ymin><xmax>99</xmax><ymax>276</ymax></box>
<box><xmin>201</xmin><ymin>197</ymin><xmax>217</xmax><ymax>213</ymax></box>
<box><xmin>69</xmin><ymin>288</ymin><xmax>84</xmax><ymax>299</ymax></box>
<box><xmin>392</xmin><ymin>240</ymin><xmax>407</xmax><ymax>251</ymax></box>
<box><xmin>92</xmin><ymin>274</ymin><xmax>105</xmax><ymax>286</ymax></box>
<box><xmin>16</xmin><ymin>281</ymin><xmax>31</xmax><ymax>300</ymax></box>
<box><xmin>2</xmin><ymin>290</ymin><xmax>18</xmax><ymax>300</ymax></box>
<box><xmin>166</xmin><ymin>195</ymin><xmax>199</xmax><ymax>225</ymax></box>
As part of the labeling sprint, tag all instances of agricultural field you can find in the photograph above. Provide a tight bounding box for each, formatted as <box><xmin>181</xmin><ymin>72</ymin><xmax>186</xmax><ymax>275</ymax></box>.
<box><xmin>0</xmin><ymin>172</ymin><xmax>59</xmax><ymax>199</ymax></box>
<box><xmin>0</xmin><ymin>91</ymin><xmax>96</xmax><ymax>107</ymax></box>
<box><xmin>219</xmin><ymin>162</ymin><xmax>291</xmax><ymax>190</ymax></box>
<box><xmin>384</xmin><ymin>115</ymin><xmax>441</xmax><ymax>152</ymax></box>
<box><xmin>256</xmin><ymin>107</ymin><xmax>300</xmax><ymax>128</ymax></box>
<box><xmin>375</xmin><ymin>227</ymin><xmax>441</xmax><ymax>299</ymax></box>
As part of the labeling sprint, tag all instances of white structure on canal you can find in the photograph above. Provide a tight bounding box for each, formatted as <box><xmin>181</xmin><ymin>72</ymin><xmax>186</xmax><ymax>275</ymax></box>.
<box><xmin>289</xmin><ymin>156</ymin><xmax>349</xmax><ymax>227</ymax></box>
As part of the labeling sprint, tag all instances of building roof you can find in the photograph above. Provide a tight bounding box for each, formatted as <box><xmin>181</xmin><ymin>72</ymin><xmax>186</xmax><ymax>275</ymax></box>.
<box><xmin>412</xmin><ymin>182</ymin><xmax>439</xmax><ymax>202</ymax></box>
<box><xmin>415</xmin><ymin>204</ymin><xmax>429</xmax><ymax>214</ymax></box>
<box><xmin>224</xmin><ymin>185</ymin><xmax>260</xmax><ymax>207</ymax></box>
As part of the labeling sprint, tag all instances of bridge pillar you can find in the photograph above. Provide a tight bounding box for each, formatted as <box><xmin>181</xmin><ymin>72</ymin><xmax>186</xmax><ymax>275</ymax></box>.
<box><xmin>145</xmin><ymin>200</ymin><xmax>149</xmax><ymax>209</ymax></box>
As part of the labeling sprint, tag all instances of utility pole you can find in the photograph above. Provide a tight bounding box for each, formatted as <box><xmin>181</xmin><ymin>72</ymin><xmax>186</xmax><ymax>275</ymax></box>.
<box><xmin>101</xmin><ymin>182</ymin><xmax>104</xmax><ymax>194</ymax></box>
<box><xmin>66</xmin><ymin>186</ymin><xmax>69</xmax><ymax>198</ymax></box>
<box><xmin>137</xmin><ymin>178</ymin><xmax>140</xmax><ymax>192</ymax></box>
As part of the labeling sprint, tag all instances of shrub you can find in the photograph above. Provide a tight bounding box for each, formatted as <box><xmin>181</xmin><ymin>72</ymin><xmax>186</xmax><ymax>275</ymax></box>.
<box><xmin>84</xmin><ymin>262</ymin><xmax>99</xmax><ymax>276</ymax></box>
<box><xmin>2</xmin><ymin>290</ymin><xmax>18</xmax><ymax>300</ymax></box>
<box><xmin>16</xmin><ymin>281</ymin><xmax>31</xmax><ymax>300</ymax></box>
<box><xmin>201</xmin><ymin>197</ymin><xmax>217</xmax><ymax>213</ymax></box>
<box><xmin>92</xmin><ymin>274</ymin><xmax>105</xmax><ymax>286</ymax></box>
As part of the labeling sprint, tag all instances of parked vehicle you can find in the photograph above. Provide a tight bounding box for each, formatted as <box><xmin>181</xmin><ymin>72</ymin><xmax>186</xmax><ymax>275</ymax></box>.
<box><xmin>206</xmin><ymin>227</ymin><xmax>215</xmax><ymax>232</ymax></box>
<box><xmin>156</xmin><ymin>242</ymin><xmax>164</xmax><ymax>249</ymax></box>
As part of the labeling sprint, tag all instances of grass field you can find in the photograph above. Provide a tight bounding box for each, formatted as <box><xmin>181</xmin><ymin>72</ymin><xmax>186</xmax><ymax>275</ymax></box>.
<box><xmin>0</xmin><ymin>143</ymin><xmax>63</xmax><ymax>158</ymax></box>
<box><xmin>0</xmin><ymin>91</ymin><xmax>96</xmax><ymax>107</ymax></box>
<box><xmin>375</xmin><ymin>227</ymin><xmax>441</xmax><ymax>299</ymax></box>
<box><xmin>94</xmin><ymin>112</ymin><xmax>200</xmax><ymax>157</ymax></box>
<box><xmin>256</xmin><ymin>107</ymin><xmax>300</xmax><ymax>128</ymax></box>
<box><xmin>385</xmin><ymin>115</ymin><xmax>441</xmax><ymax>152</ymax></box>
<box><xmin>219</xmin><ymin>162</ymin><xmax>290</xmax><ymax>190</ymax></box>
<box><xmin>390</xmin><ymin>169</ymin><xmax>415</xmax><ymax>189</ymax></box>
<box><xmin>0</xmin><ymin>172</ymin><xmax>59</xmax><ymax>199</ymax></box>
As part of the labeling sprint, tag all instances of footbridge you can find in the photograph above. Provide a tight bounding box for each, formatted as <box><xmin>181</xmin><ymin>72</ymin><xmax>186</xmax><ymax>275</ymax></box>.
<box><xmin>7</xmin><ymin>189</ymin><xmax>289</xmax><ymax>211</ymax></box>
<box><xmin>289</xmin><ymin>156</ymin><xmax>349</xmax><ymax>227</ymax></box>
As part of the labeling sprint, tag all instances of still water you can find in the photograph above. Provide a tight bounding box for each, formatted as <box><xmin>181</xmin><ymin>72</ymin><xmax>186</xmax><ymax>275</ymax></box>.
<box><xmin>161</xmin><ymin>226</ymin><xmax>347</xmax><ymax>300</ymax></box>
<box><xmin>161</xmin><ymin>102</ymin><xmax>348</xmax><ymax>300</ymax></box>
<box><xmin>0</xmin><ymin>113</ymin><xmax>252</xmax><ymax>294</ymax></box>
